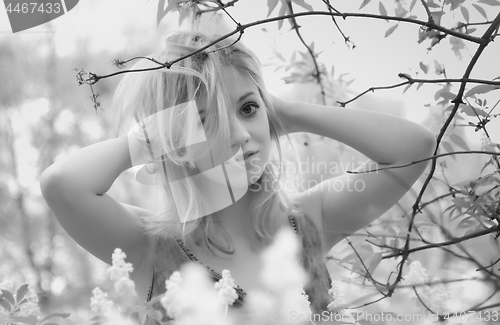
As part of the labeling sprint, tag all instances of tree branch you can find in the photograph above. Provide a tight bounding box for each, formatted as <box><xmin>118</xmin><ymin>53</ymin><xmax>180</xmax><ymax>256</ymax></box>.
<box><xmin>386</xmin><ymin>11</ymin><xmax>500</xmax><ymax>297</ymax></box>
<box><xmin>338</xmin><ymin>74</ymin><xmax>500</xmax><ymax>107</ymax></box>
<box><xmin>347</xmin><ymin>151</ymin><xmax>500</xmax><ymax>174</ymax></box>
<box><xmin>81</xmin><ymin>10</ymin><xmax>489</xmax><ymax>87</ymax></box>
<box><xmin>286</xmin><ymin>1</ymin><xmax>326</xmax><ymax>105</ymax></box>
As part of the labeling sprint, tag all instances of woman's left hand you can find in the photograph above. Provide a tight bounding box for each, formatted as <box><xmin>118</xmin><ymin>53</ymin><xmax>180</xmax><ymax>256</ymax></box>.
<box><xmin>269</xmin><ymin>94</ymin><xmax>296</xmax><ymax>134</ymax></box>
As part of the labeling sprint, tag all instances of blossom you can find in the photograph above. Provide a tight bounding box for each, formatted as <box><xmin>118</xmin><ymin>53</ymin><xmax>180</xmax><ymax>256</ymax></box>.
<box><xmin>243</xmin><ymin>290</ymin><xmax>278</xmax><ymax>325</ymax></box>
<box><xmin>279</xmin><ymin>284</ymin><xmax>312</xmax><ymax>322</ymax></box>
<box><xmin>106</xmin><ymin>248</ymin><xmax>136</xmax><ymax>296</ymax></box>
<box><xmin>100</xmin><ymin>308</ymin><xmax>137</xmax><ymax>325</ymax></box>
<box><xmin>161</xmin><ymin>263</ymin><xmax>232</xmax><ymax>325</ymax></box>
<box><xmin>17</xmin><ymin>287</ymin><xmax>41</xmax><ymax>318</ymax></box>
<box><xmin>0</xmin><ymin>283</ymin><xmax>41</xmax><ymax>318</ymax></box>
<box><xmin>214</xmin><ymin>270</ymin><xmax>238</xmax><ymax>306</ymax></box>
<box><xmin>260</xmin><ymin>228</ymin><xmax>308</xmax><ymax>291</ymax></box>
<box><xmin>327</xmin><ymin>280</ymin><xmax>347</xmax><ymax>314</ymax></box>
<box><xmin>402</xmin><ymin>261</ymin><xmax>451</xmax><ymax>315</ymax></box>
<box><xmin>90</xmin><ymin>287</ymin><xmax>114</xmax><ymax>314</ymax></box>
<box><xmin>403</xmin><ymin>261</ymin><xmax>429</xmax><ymax>285</ymax></box>
<box><xmin>160</xmin><ymin>271</ymin><xmax>185</xmax><ymax>319</ymax></box>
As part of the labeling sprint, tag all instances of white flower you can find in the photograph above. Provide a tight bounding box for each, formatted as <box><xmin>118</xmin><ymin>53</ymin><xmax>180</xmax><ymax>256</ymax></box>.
<box><xmin>0</xmin><ymin>281</ymin><xmax>14</xmax><ymax>292</ymax></box>
<box><xmin>260</xmin><ymin>228</ymin><xmax>308</xmax><ymax>291</ymax></box>
<box><xmin>480</xmin><ymin>136</ymin><xmax>492</xmax><ymax>152</ymax></box>
<box><xmin>214</xmin><ymin>270</ymin><xmax>238</xmax><ymax>306</ymax></box>
<box><xmin>100</xmin><ymin>308</ymin><xmax>137</xmax><ymax>325</ymax></box>
<box><xmin>17</xmin><ymin>287</ymin><xmax>41</xmax><ymax>318</ymax></box>
<box><xmin>90</xmin><ymin>287</ymin><xmax>114</xmax><ymax>314</ymax></box>
<box><xmin>403</xmin><ymin>261</ymin><xmax>429</xmax><ymax>285</ymax></box>
<box><xmin>402</xmin><ymin>261</ymin><xmax>451</xmax><ymax>315</ymax></box>
<box><xmin>243</xmin><ymin>290</ymin><xmax>278</xmax><ymax>325</ymax></box>
<box><xmin>160</xmin><ymin>271</ymin><xmax>185</xmax><ymax>319</ymax></box>
<box><xmin>106</xmin><ymin>248</ymin><xmax>136</xmax><ymax>296</ymax></box>
<box><xmin>327</xmin><ymin>280</ymin><xmax>348</xmax><ymax>314</ymax></box>
<box><xmin>279</xmin><ymin>284</ymin><xmax>312</xmax><ymax>322</ymax></box>
<box><xmin>161</xmin><ymin>263</ymin><xmax>232</xmax><ymax>325</ymax></box>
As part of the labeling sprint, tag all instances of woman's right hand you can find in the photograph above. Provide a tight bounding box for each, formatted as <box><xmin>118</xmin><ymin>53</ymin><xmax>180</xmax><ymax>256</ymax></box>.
<box><xmin>40</xmin><ymin>137</ymin><xmax>155</xmax><ymax>279</ymax></box>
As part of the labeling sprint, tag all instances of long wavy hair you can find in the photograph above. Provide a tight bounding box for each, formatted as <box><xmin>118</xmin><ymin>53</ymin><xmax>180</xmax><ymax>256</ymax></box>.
<box><xmin>112</xmin><ymin>31</ymin><xmax>304</xmax><ymax>258</ymax></box>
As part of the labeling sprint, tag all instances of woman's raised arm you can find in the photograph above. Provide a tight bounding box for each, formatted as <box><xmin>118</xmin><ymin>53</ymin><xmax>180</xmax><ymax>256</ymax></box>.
<box><xmin>275</xmin><ymin>98</ymin><xmax>436</xmax><ymax>253</ymax></box>
<box><xmin>40</xmin><ymin>137</ymin><xmax>155</xmax><ymax>272</ymax></box>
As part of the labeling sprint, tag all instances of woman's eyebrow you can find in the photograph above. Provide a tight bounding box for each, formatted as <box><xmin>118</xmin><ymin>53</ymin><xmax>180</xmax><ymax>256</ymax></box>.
<box><xmin>238</xmin><ymin>91</ymin><xmax>257</xmax><ymax>103</ymax></box>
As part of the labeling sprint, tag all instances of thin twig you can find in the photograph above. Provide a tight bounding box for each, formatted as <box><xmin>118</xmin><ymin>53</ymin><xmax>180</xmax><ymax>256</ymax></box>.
<box><xmin>420</xmin><ymin>0</ymin><xmax>434</xmax><ymax>26</ymax></box>
<box><xmin>383</xmin><ymin>225</ymin><xmax>500</xmax><ymax>259</ymax></box>
<box><xmin>338</xmin><ymin>75</ymin><xmax>500</xmax><ymax>107</ymax></box>
<box><xmin>321</xmin><ymin>0</ymin><xmax>354</xmax><ymax>49</ymax></box>
<box><xmin>347</xmin><ymin>150</ymin><xmax>500</xmax><ymax>174</ymax></box>
<box><xmin>286</xmin><ymin>1</ymin><xmax>326</xmax><ymax>105</ymax></box>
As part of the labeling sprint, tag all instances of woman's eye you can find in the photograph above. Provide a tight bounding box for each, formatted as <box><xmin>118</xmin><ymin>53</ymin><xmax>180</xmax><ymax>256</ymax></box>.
<box><xmin>241</xmin><ymin>102</ymin><xmax>260</xmax><ymax>116</ymax></box>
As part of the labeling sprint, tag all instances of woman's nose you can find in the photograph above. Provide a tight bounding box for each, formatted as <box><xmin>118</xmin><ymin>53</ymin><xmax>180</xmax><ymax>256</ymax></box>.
<box><xmin>230</xmin><ymin>117</ymin><xmax>250</xmax><ymax>147</ymax></box>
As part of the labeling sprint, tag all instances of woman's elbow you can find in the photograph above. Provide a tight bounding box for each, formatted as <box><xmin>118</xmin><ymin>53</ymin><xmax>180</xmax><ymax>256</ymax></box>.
<box><xmin>413</xmin><ymin>127</ymin><xmax>437</xmax><ymax>161</ymax></box>
<box><xmin>40</xmin><ymin>165</ymin><xmax>66</xmax><ymax>202</ymax></box>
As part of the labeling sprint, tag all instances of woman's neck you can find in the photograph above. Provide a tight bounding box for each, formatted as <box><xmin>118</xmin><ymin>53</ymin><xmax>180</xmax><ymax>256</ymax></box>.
<box><xmin>212</xmin><ymin>191</ymin><xmax>253</xmax><ymax>237</ymax></box>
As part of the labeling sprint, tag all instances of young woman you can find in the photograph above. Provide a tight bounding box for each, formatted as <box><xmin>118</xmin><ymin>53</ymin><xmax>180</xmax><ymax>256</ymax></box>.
<box><xmin>40</xmin><ymin>31</ymin><xmax>436</xmax><ymax>322</ymax></box>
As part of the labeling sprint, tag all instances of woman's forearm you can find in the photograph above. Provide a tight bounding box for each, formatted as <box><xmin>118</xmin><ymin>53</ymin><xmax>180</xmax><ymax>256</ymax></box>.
<box><xmin>278</xmin><ymin>99</ymin><xmax>436</xmax><ymax>164</ymax></box>
<box><xmin>42</xmin><ymin>137</ymin><xmax>132</xmax><ymax>195</ymax></box>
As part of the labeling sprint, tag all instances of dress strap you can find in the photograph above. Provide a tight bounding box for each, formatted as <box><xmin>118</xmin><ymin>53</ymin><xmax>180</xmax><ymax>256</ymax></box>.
<box><xmin>146</xmin><ymin>236</ymin><xmax>159</xmax><ymax>303</ymax></box>
<box><xmin>288</xmin><ymin>213</ymin><xmax>299</xmax><ymax>234</ymax></box>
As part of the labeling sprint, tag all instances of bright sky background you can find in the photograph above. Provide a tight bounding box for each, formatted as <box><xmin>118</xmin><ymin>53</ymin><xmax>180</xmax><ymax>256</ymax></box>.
<box><xmin>1</xmin><ymin>0</ymin><xmax>499</xmax><ymax>145</ymax></box>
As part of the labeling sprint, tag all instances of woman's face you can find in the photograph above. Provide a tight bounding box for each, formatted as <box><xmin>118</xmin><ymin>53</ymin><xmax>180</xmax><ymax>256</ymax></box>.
<box><xmin>192</xmin><ymin>66</ymin><xmax>272</xmax><ymax>185</ymax></box>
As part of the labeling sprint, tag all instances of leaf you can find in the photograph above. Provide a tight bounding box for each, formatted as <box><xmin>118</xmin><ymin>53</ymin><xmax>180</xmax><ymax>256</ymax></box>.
<box><xmin>368</xmin><ymin>253</ymin><xmax>383</xmax><ymax>274</ymax></box>
<box><xmin>0</xmin><ymin>298</ymin><xmax>11</xmax><ymax>313</ymax></box>
<box><xmin>441</xmin><ymin>141</ymin><xmax>456</xmax><ymax>160</ymax></box>
<box><xmin>427</xmin><ymin>0</ymin><xmax>441</xmax><ymax>7</ymax></box>
<box><xmin>419</xmin><ymin>62</ymin><xmax>428</xmax><ymax>74</ymax></box>
<box><xmin>460</xmin><ymin>6</ymin><xmax>469</xmax><ymax>22</ymax></box>
<box><xmin>449</xmin><ymin>0</ymin><xmax>464</xmax><ymax>10</ymax></box>
<box><xmin>464</xmin><ymin>84</ymin><xmax>500</xmax><ymax>98</ymax></box>
<box><xmin>410</xmin><ymin>0</ymin><xmax>417</xmax><ymax>11</ymax></box>
<box><xmin>456</xmin><ymin>217</ymin><xmax>478</xmax><ymax>230</ymax></box>
<box><xmin>453</xmin><ymin>197</ymin><xmax>469</xmax><ymax>209</ymax></box>
<box><xmin>450</xmin><ymin>134</ymin><xmax>470</xmax><ymax>151</ymax></box>
<box><xmin>379</xmin><ymin>1</ymin><xmax>388</xmax><ymax>16</ymax></box>
<box><xmin>38</xmin><ymin>313</ymin><xmax>71</xmax><ymax>324</ymax></box>
<box><xmin>292</xmin><ymin>0</ymin><xmax>313</xmax><ymax>11</ymax></box>
<box><xmin>359</xmin><ymin>0</ymin><xmax>371</xmax><ymax>10</ymax></box>
<box><xmin>340</xmin><ymin>253</ymin><xmax>357</xmax><ymax>265</ymax></box>
<box><xmin>478</xmin><ymin>0</ymin><xmax>500</xmax><ymax>6</ymax></box>
<box><xmin>9</xmin><ymin>316</ymin><xmax>38</xmax><ymax>325</ymax></box>
<box><xmin>403</xmin><ymin>83</ymin><xmax>413</xmax><ymax>93</ymax></box>
<box><xmin>481</xmin><ymin>158</ymin><xmax>493</xmax><ymax>174</ymax></box>
<box><xmin>436</xmin><ymin>91</ymin><xmax>456</xmax><ymax>101</ymax></box>
<box><xmin>157</xmin><ymin>0</ymin><xmax>166</xmax><ymax>27</ymax></box>
<box><xmin>277</xmin><ymin>2</ymin><xmax>288</xmax><ymax>30</ymax></box>
<box><xmin>384</xmin><ymin>24</ymin><xmax>398</xmax><ymax>37</ymax></box>
<box><xmin>0</xmin><ymin>290</ymin><xmax>15</xmax><ymax>306</ymax></box>
<box><xmin>460</xmin><ymin>105</ymin><xmax>489</xmax><ymax>117</ymax></box>
<box><xmin>472</xmin><ymin>4</ymin><xmax>488</xmax><ymax>19</ymax></box>
<box><xmin>267</xmin><ymin>0</ymin><xmax>279</xmax><ymax>16</ymax></box>
<box><xmin>15</xmin><ymin>284</ymin><xmax>29</xmax><ymax>305</ymax></box>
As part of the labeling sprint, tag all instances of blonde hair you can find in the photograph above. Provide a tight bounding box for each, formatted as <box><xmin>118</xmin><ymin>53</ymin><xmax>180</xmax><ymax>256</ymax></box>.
<box><xmin>113</xmin><ymin>31</ymin><xmax>303</xmax><ymax>257</ymax></box>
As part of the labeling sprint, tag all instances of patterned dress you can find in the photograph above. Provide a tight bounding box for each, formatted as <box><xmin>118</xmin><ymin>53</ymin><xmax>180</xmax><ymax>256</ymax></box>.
<box><xmin>143</xmin><ymin>209</ymin><xmax>333</xmax><ymax>324</ymax></box>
